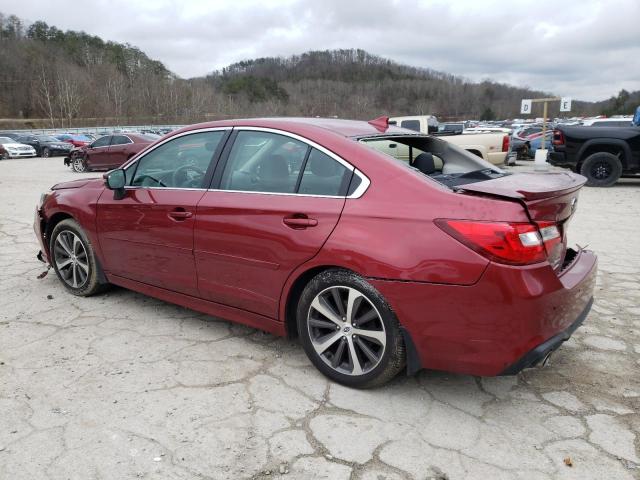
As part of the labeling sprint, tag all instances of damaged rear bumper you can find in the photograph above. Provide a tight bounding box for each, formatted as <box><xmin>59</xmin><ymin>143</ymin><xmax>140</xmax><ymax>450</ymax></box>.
<box><xmin>500</xmin><ymin>296</ymin><xmax>593</xmax><ymax>375</ymax></box>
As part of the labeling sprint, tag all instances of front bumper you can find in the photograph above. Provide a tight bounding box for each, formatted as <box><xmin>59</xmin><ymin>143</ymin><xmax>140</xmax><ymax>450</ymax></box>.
<box><xmin>6</xmin><ymin>151</ymin><xmax>36</xmax><ymax>158</ymax></box>
<box><xmin>34</xmin><ymin>207</ymin><xmax>50</xmax><ymax>264</ymax></box>
<box><xmin>370</xmin><ymin>248</ymin><xmax>597</xmax><ymax>376</ymax></box>
<box><xmin>548</xmin><ymin>151</ymin><xmax>574</xmax><ymax>168</ymax></box>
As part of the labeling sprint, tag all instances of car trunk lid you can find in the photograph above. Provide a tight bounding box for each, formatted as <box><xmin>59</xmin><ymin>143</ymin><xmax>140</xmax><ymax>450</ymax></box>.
<box><xmin>455</xmin><ymin>171</ymin><xmax>586</xmax><ymax>270</ymax></box>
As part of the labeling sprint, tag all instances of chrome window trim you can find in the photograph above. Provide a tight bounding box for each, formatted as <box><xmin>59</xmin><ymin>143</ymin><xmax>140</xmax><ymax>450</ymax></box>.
<box><xmin>121</xmin><ymin>125</ymin><xmax>371</xmax><ymax>198</ymax></box>
<box><xmin>223</xmin><ymin>126</ymin><xmax>371</xmax><ymax>199</ymax></box>
<box><xmin>206</xmin><ymin>188</ymin><xmax>344</xmax><ymax>199</ymax></box>
<box><xmin>123</xmin><ymin>186</ymin><xmax>206</xmax><ymax>191</ymax></box>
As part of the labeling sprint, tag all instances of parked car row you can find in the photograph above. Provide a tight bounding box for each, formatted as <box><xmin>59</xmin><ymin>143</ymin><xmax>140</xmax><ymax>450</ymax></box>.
<box><xmin>0</xmin><ymin>131</ymin><xmax>90</xmax><ymax>158</ymax></box>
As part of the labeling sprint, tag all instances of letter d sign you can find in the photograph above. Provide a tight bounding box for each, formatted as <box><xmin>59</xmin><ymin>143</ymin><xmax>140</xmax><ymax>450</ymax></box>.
<box><xmin>520</xmin><ymin>99</ymin><xmax>532</xmax><ymax>114</ymax></box>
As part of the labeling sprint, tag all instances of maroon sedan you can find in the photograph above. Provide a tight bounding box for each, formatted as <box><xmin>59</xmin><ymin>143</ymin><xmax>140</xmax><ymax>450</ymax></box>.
<box><xmin>65</xmin><ymin>133</ymin><xmax>158</xmax><ymax>172</ymax></box>
<box><xmin>34</xmin><ymin>117</ymin><xmax>596</xmax><ymax>388</ymax></box>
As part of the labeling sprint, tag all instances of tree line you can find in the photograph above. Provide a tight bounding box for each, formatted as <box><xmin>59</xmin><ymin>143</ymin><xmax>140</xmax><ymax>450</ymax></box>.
<box><xmin>0</xmin><ymin>13</ymin><xmax>636</xmax><ymax>129</ymax></box>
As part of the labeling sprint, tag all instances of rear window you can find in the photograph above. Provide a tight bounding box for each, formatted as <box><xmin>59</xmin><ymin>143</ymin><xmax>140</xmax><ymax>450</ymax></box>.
<box><xmin>359</xmin><ymin>135</ymin><xmax>506</xmax><ymax>189</ymax></box>
<box><xmin>400</xmin><ymin>120</ymin><xmax>421</xmax><ymax>132</ymax></box>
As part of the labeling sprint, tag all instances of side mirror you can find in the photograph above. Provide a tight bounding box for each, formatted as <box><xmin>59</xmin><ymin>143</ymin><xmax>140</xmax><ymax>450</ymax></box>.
<box><xmin>104</xmin><ymin>169</ymin><xmax>126</xmax><ymax>200</ymax></box>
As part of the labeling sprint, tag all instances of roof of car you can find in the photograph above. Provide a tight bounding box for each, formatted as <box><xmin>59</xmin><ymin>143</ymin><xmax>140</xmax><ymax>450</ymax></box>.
<box><xmin>174</xmin><ymin>117</ymin><xmax>413</xmax><ymax>139</ymax></box>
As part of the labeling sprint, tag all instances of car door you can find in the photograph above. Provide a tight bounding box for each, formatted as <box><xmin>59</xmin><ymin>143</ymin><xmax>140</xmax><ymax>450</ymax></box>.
<box><xmin>96</xmin><ymin>128</ymin><xmax>230</xmax><ymax>296</ymax></box>
<box><xmin>85</xmin><ymin>135</ymin><xmax>112</xmax><ymax>169</ymax></box>
<box><xmin>194</xmin><ymin>128</ymin><xmax>357</xmax><ymax>319</ymax></box>
<box><xmin>106</xmin><ymin>135</ymin><xmax>133</xmax><ymax>168</ymax></box>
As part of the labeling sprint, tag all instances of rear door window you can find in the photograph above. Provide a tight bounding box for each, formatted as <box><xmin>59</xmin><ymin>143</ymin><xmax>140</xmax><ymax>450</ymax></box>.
<box><xmin>218</xmin><ymin>131</ymin><xmax>353</xmax><ymax>196</ymax></box>
<box><xmin>92</xmin><ymin>136</ymin><xmax>111</xmax><ymax>148</ymax></box>
<box><xmin>219</xmin><ymin>131</ymin><xmax>308</xmax><ymax>194</ymax></box>
<box><xmin>298</xmin><ymin>149</ymin><xmax>351</xmax><ymax>196</ymax></box>
<box><xmin>111</xmin><ymin>135</ymin><xmax>132</xmax><ymax>145</ymax></box>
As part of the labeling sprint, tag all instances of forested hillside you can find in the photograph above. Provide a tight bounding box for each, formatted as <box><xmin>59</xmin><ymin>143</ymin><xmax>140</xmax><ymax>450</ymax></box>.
<box><xmin>0</xmin><ymin>13</ymin><xmax>636</xmax><ymax>129</ymax></box>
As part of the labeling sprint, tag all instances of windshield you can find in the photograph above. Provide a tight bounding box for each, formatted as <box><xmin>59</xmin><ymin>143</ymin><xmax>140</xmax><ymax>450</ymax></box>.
<box><xmin>0</xmin><ymin>137</ymin><xmax>15</xmax><ymax>144</ymax></box>
<box><xmin>36</xmin><ymin>135</ymin><xmax>59</xmax><ymax>142</ymax></box>
<box><xmin>71</xmin><ymin>135</ymin><xmax>92</xmax><ymax>141</ymax></box>
<box><xmin>359</xmin><ymin>134</ymin><xmax>506</xmax><ymax>188</ymax></box>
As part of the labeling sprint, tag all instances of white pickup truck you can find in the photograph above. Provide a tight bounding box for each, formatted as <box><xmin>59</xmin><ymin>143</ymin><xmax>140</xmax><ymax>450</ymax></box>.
<box><xmin>389</xmin><ymin>115</ymin><xmax>510</xmax><ymax>165</ymax></box>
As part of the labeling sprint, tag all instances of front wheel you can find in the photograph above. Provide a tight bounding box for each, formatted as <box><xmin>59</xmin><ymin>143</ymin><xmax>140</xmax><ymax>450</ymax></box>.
<box><xmin>50</xmin><ymin>219</ymin><xmax>109</xmax><ymax>296</ymax></box>
<box><xmin>72</xmin><ymin>155</ymin><xmax>87</xmax><ymax>172</ymax></box>
<box><xmin>580</xmin><ymin>152</ymin><xmax>622</xmax><ymax>187</ymax></box>
<box><xmin>297</xmin><ymin>269</ymin><xmax>405</xmax><ymax>388</ymax></box>
<box><xmin>42</xmin><ymin>147</ymin><xmax>51</xmax><ymax>158</ymax></box>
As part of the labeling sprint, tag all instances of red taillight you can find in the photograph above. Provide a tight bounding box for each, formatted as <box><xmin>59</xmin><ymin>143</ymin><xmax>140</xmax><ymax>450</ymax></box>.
<box><xmin>501</xmin><ymin>135</ymin><xmax>510</xmax><ymax>152</ymax></box>
<box><xmin>436</xmin><ymin>219</ymin><xmax>560</xmax><ymax>265</ymax></box>
<box><xmin>552</xmin><ymin>129</ymin><xmax>565</xmax><ymax>146</ymax></box>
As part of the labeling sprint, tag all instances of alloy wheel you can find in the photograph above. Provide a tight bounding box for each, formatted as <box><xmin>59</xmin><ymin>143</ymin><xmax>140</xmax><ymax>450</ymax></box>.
<box><xmin>307</xmin><ymin>286</ymin><xmax>386</xmax><ymax>376</ymax></box>
<box><xmin>591</xmin><ymin>161</ymin><xmax>612</xmax><ymax>179</ymax></box>
<box><xmin>73</xmin><ymin>156</ymin><xmax>86</xmax><ymax>172</ymax></box>
<box><xmin>53</xmin><ymin>230</ymin><xmax>89</xmax><ymax>288</ymax></box>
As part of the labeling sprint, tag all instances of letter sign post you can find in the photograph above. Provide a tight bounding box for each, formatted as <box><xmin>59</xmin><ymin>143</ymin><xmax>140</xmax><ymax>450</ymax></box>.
<box><xmin>519</xmin><ymin>96</ymin><xmax>572</xmax><ymax>171</ymax></box>
<box><xmin>520</xmin><ymin>99</ymin><xmax>532</xmax><ymax>115</ymax></box>
<box><xmin>560</xmin><ymin>97</ymin><xmax>572</xmax><ymax>112</ymax></box>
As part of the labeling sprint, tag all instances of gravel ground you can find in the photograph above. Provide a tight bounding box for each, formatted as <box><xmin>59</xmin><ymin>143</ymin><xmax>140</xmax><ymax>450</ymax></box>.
<box><xmin>0</xmin><ymin>156</ymin><xmax>639</xmax><ymax>480</ymax></box>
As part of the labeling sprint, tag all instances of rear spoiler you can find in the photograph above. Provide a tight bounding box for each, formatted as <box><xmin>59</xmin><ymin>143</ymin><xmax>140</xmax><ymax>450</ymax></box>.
<box><xmin>457</xmin><ymin>172</ymin><xmax>586</xmax><ymax>200</ymax></box>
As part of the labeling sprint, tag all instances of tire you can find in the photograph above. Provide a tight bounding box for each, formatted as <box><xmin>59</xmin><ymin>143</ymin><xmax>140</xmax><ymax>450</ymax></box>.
<box><xmin>42</xmin><ymin>147</ymin><xmax>50</xmax><ymax>158</ymax></box>
<box><xmin>580</xmin><ymin>152</ymin><xmax>622</xmax><ymax>187</ymax></box>
<box><xmin>0</xmin><ymin>152</ymin><xmax>6</xmax><ymax>160</ymax></box>
<box><xmin>50</xmin><ymin>219</ymin><xmax>109</xmax><ymax>296</ymax></box>
<box><xmin>72</xmin><ymin>155</ymin><xmax>87</xmax><ymax>172</ymax></box>
<box><xmin>297</xmin><ymin>269</ymin><xmax>405</xmax><ymax>388</ymax></box>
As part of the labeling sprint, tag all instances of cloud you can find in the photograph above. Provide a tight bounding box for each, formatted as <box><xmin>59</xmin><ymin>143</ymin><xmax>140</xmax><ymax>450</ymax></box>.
<box><xmin>2</xmin><ymin>0</ymin><xmax>638</xmax><ymax>101</ymax></box>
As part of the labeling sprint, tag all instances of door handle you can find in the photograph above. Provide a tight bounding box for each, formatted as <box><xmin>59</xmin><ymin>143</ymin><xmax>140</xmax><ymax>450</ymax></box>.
<box><xmin>168</xmin><ymin>209</ymin><xmax>193</xmax><ymax>221</ymax></box>
<box><xmin>283</xmin><ymin>216</ymin><xmax>318</xmax><ymax>228</ymax></box>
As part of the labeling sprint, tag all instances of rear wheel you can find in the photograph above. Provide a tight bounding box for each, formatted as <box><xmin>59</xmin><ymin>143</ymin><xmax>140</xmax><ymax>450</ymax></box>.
<box><xmin>50</xmin><ymin>219</ymin><xmax>109</xmax><ymax>296</ymax></box>
<box><xmin>297</xmin><ymin>269</ymin><xmax>405</xmax><ymax>388</ymax></box>
<box><xmin>580</xmin><ymin>152</ymin><xmax>622</xmax><ymax>187</ymax></box>
<box><xmin>42</xmin><ymin>147</ymin><xmax>51</xmax><ymax>158</ymax></box>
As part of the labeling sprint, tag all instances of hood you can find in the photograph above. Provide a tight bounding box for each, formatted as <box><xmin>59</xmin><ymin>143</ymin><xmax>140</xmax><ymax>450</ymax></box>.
<box><xmin>2</xmin><ymin>142</ymin><xmax>34</xmax><ymax>149</ymax></box>
<box><xmin>52</xmin><ymin>177</ymin><xmax>102</xmax><ymax>190</ymax></box>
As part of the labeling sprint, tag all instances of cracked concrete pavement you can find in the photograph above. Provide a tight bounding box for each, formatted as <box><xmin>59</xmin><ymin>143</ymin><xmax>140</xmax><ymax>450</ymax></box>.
<box><xmin>0</xmin><ymin>156</ymin><xmax>639</xmax><ymax>479</ymax></box>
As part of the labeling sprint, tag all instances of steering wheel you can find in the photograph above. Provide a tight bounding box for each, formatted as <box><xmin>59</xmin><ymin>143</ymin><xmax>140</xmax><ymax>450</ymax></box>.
<box><xmin>172</xmin><ymin>164</ymin><xmax>206</xmax><ymax>187</ymax></box>
<box><xmin>138</xmin><ymin>174</ymin><xmax>167</xmax><ymax>187</ymax></box>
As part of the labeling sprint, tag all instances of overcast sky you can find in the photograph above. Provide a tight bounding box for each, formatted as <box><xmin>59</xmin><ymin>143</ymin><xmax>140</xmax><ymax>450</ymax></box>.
<box><xmin>3</xmin><ymin>0</ymin><xmax>638</xmax><ymax>101</ymax></box>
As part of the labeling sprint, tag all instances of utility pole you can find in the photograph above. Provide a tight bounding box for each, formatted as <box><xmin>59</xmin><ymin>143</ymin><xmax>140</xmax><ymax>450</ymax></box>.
<box><xmin>520</xmin><ymin>97</ymin><xmax>572</xmax><ymax>170</ymax></box>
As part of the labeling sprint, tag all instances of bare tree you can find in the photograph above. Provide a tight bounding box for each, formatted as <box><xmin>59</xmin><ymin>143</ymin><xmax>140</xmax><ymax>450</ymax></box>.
<box><xmin>55</xmin><ymin>67</ymin><xmax>82</xmax><ymax>127</ymax></box>
<box><xmin>35</xmin><ymin>64</ymin><xmax>56</xmax><ymax>128</ymax></box>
